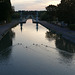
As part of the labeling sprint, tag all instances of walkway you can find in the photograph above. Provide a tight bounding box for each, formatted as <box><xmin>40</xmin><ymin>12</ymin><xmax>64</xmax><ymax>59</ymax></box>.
<box><xmin>40</xmin><ymin>21</ymin><xmax>75</xmax><ymax>43</ymax></box>
<box><xmin>0</xmin><ymin>20</ymin><xmax>19</xmax><ymax>40</ymax></box>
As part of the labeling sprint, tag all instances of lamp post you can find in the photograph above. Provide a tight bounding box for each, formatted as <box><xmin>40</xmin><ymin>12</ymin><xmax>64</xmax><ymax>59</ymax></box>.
<box><xmin>36</xmin><ymin>11</ymin><xmax>38</xmax><ymax>22</ymax></box>
<box><xmin>20</xmin><ymin>11</ymin><xmax>22</xmax><ymax>21</ymax></box>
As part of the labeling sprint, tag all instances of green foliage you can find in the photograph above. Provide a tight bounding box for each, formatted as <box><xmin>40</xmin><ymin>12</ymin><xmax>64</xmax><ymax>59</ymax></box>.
<box><xmin>12</xmin><ymin>12</ymin><xmax>20</xmax><ymax>19</ymax></box>
<box><xmin>46</xmin><ymin>5</ymin><xmax>57</xmax><ymax>21</ymax></box>
<box><xmin>0</xmin><ymin>0</ymin><xmax>13</xmax><ymax>22</ymax></box>
<box><xmin>69</xmin><ymin>24</ymin><xmax>75</xmax><ymax>30</ymax></box>
<box><xmin>40</xmin><ymin>12</ymin><xmax>50</xmax><ymax>21</ymax></box>
<box><xmin>57</xmin><ymin>0</ymin><xmax>75</xmax><ymax>24</ymax></box>
<box><xmin>40</xmin><ymin>5</ymin><xmax>57</xmax><ymax>22</ymax></box>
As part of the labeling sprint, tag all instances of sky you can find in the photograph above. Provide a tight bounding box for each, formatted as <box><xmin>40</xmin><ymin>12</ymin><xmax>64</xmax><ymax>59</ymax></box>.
<box><xmin>11</xmin><ymin>0</ymin><xmax>61</xmax><ymax>11</ymax></box>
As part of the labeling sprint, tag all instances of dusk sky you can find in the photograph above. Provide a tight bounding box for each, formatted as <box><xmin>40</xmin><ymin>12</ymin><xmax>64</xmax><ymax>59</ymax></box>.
<box><xmin>11</xmin><ymin>0</ymin><xmax>61</xmax><ymax>11</ymax></box>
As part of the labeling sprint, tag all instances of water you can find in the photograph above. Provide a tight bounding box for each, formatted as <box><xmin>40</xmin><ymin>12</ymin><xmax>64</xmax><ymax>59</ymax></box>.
<box><xmin>0</xmin><ymin>19</ymin><xmax>75</xmax><ymax>75</ymax></box>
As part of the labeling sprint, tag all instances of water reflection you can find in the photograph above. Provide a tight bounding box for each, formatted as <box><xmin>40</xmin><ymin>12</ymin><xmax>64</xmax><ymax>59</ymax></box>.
<box><xmin>45</xmin><ymin>30</ymin><xmax>56</xmax><ymax>41</ymax></box>
<box><xmin>58</xmin><ymin>49</ymin><xmax>74</xmax><ymax>64</ymax></box>
<box><xmin>20</xmin><ymin>23</ymin><xmax>23</xmax><ymax>32</ymax></box>
<box><xmin>46</xmin><ymin>30</ymin><xmax>75</xmax><ymax>53</ymax></box>
<box><xmin>55</xmin><ymin>36</ymin><xmax>75</xmax><ymax>53</ymax></box>
<box><xmin>36</xmin><ymin>23</ymin><xmax>38</xmax><ymax>31</ymax></box>
<box><xmin>56</xmin><ymin>36</ymin><xmax>74</xmax><ymax>64</ymax></box>
<box><xmin>46</xmin><ymin>30</ymin><xmax>75</xmax><ymax>64</ymax></box>
<box><xmin>0</xmin><ymin>19</ymin><xmax>75</xmax><ymax>75</ymax></box>
<box><xmin>0</xmin><ymin>30</ymin><xmax>15</xmax><ymax>61</ymax></box>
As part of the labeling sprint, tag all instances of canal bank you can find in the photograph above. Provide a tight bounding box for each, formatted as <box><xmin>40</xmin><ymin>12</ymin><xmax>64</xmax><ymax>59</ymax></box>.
<box><xmin>0</xmin><ymin>20</ymin><xmax>19</xmax><ymax>40</ymax></box>
<box><xmin>32</xmin><ymin>19</ymin><xmax>75</xmax><ymax>44</ymax></box>
<box><xmin>0</xmin><ymin>19</ymin><xmax>75</xmax><ymax>44</ymax></box>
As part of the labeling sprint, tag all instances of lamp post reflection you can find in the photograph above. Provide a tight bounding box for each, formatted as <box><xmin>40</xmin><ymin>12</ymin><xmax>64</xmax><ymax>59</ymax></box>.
<box><xmin>20</xmin><ymin>23</ymin><xmax>23</xmax><ymax>32</ymax></box>
<box><xmin>36</xmin><ymin>23</ymin><xmax>38</xmax><ymax>31</ymax></box>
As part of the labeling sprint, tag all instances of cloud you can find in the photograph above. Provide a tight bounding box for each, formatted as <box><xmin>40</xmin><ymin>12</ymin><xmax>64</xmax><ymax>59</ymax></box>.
<box><xmin>11</xmin><ymin>0</ymin><xmax>61</xmax><ymax>11</ymax></box>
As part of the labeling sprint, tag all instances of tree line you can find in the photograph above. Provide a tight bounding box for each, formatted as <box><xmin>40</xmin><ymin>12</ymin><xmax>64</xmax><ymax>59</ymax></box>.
<box><xmin>40</xmin><ymin>0</ymin><xmax>75</xmax><ymax>30</ymax></box>
<box><xmin>58</xmin><ymin>0</ymin><xmax>75</xmax><ymax>24</ymax></box>
<box><xmin>0</xmin><ymin>0</ymin><xmax>13</xmax><ymax>23</ymax></box>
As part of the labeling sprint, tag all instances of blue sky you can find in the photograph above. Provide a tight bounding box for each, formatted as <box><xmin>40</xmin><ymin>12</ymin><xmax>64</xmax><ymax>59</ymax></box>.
<box><xmin>11</xmin><ymin>0</ymin><xmax>61</xmax><ymax>11</ymax></box>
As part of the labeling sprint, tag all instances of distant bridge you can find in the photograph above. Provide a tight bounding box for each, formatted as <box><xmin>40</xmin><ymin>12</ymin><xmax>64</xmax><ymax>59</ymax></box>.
<box><xmin>19</xmin><ymin>11</ymin><xmax>38</xmax><ymax>23</ymax></box>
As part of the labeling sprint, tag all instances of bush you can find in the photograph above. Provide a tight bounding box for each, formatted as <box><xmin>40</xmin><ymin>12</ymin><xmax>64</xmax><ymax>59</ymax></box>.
<box><xmin>40</xmin><ymin>12</ymin><xmax>49</xmax><ymax>21</ymax></box>
<box><xmin>12</xmin><ymin>12</ymin><xmax>20</xmax><ymax>19</ymax></box>
<box><xmin>69</xmin><ymin>24</ymin><xmax>75</xmax><ymax>30</ymax></box>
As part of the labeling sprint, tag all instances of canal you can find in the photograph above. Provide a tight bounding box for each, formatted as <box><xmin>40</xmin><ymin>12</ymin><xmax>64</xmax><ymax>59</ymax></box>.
<box><xmin>0</xmin><ymin>19</ymin><xmax>75</xmax><ymax>75</ymax></box>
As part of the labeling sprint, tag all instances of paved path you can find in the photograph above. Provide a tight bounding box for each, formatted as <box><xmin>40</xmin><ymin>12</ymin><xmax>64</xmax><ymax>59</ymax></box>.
<box><xmin>0</xmin><ymin>20</ymin><xmax>19</xmax><ymax>40</ymax></box>
<box><xmin>39</xmin><ymin>21</ymin><xmax>75</xmax><ymax>43</ymax></box>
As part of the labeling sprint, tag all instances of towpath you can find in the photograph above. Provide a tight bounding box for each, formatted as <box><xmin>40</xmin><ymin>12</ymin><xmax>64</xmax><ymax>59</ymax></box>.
<box><xmin>0</xmin><ymin>20</ymin><xmax>19</xmax><ymax>40</ymax></box>
<box><xmin>39</xmin><ymin>21</ymin><xmax>75</xmax><ymax>43</ymax></box>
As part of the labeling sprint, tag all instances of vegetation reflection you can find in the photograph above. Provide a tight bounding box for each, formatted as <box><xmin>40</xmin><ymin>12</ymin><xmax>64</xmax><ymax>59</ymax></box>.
<box><xmin>36</xmin><ymin>23</ymin><xmax>38</xmax><ymax>31</ymax></box>
<box><xmin>46</xmin><ymin>30</ymin><xmax>75</xmax><ymax>53</ymax></box>
<box><xmin>20</xmin><ymin>23</ymin><xmax>23</xmax><ymax>32</ymax></box>
<box><xmin>46</xmin><ymin>30</ymin><xmax>56</xmax><ymax>41</ymax></box>
<box><xmin>0</xmin><ymin>30</ymin><xmax>15</xmax><ymax>61</ymax></box>
<box><xmin>56</xmin><ymin>36</ymin><xmax>75</xmax><ymax>53</ymax></box>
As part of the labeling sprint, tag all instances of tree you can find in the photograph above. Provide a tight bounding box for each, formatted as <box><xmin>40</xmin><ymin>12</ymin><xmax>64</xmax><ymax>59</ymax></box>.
<box><xmin>0</xmin><ymin>0</ymin><xmax>12</xmax><ymax>22</ymax></box>
<box><xmin>40</xmin><ymin>11</ymin><xmax>50</xmax><ymax>21</ymax></box>
<box><xmin>46</xmin><ymin>5</ymin><xmax>57</xmax><ymax>22</ymax></box>
<box><xmin>57</xmin><ymin>0</ymin><xmax>75</xmax><ymax>24</ymax></box>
